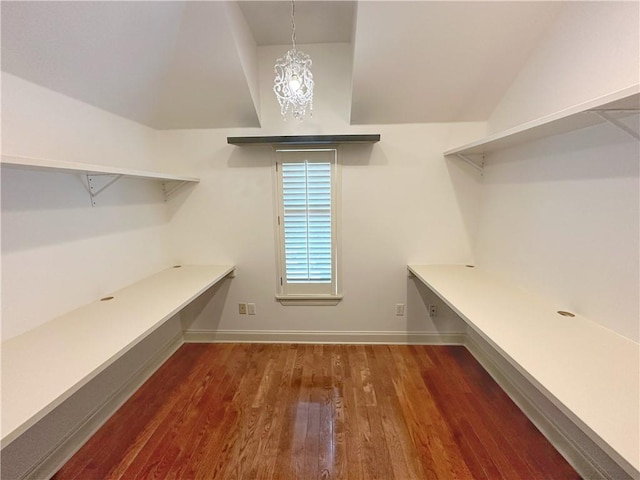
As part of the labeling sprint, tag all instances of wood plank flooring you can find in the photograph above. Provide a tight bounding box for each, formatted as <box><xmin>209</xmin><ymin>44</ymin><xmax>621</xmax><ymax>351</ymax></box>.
<box><xmin>53</xmin><ymin>344</ymin><xmax>580</xmax><ymax>479</ymax></box>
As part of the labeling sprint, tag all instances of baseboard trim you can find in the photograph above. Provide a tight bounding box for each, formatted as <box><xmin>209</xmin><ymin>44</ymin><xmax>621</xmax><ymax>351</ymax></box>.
<box><xmin>23</xmin><ymin>332</ymin><xmax>184</xmax><ymax>480</ymax></box>
<box><xmin>464</xmin><ymin>329</ymin><xmax>636</xmax><ymax>480</ymax></box>
<box><xmin>183</xmin><ymin>329</ymin><xmax>466</xmax><ymax>345</ymax></box>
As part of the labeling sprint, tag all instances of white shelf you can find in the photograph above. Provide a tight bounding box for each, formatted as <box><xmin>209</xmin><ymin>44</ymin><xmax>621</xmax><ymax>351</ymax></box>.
<box><xmin>445</xmin><ymin>85</ymin><xmax>640</xmax><ymax>157</ymax></box>
<box><xmin>1</xmin><ymin>264</ymin><xmax>234</xmax><ymax>445</ymax></box>
<box><xmin>0</xmin><ymin>154</ymin><xmax>199</xmax><ymax>183</ymax></box>
<box><xmin>408</xmin><ymin>264</ymin><xmax>639</xmax><ymax>475</ymax></box>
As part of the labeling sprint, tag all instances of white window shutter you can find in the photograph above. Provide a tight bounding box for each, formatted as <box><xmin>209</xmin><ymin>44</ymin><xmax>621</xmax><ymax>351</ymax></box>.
<box><xmin>274</xmin><ymin>148</ymin><xmax>340</xmax><ymax>302</ymax></box>
<box><xmin>282</xmin><ymin>161</ymin><xmax>332</xmax><ymax>283</ymax></box>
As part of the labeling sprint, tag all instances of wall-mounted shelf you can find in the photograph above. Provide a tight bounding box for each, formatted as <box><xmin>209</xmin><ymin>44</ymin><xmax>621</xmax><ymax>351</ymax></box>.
<box><xmin>1</xmin><ymin>154</ymin><xmax>199</xmax><ymax>182</ymax></box>
<box><xmin>1</xmin><ymin>154</ymin><xmax>199</xmax><ymax>204</ymax></box>
<box><xmin>227</xmin><ymin>134</ymin><xmax>381</xmax><ymax>146</ymax></box>
<box><xmin>445</xmin><ymin>86</ymin><xmax>639</xmax><ymax>162</ymax></box>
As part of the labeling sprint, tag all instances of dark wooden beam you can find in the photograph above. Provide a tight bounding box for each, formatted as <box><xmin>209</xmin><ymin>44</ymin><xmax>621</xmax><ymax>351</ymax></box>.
<box><xmin>227</xmin><ymin>134</ymin><xmax>380</xmax><ymax>146</ymax></box>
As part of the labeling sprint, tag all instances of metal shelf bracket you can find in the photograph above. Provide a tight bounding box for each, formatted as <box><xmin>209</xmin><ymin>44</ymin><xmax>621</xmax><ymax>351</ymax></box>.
<box><xmin>162</xmin><ymin>180</ymin><xmax>190</xmax><ymax>201</ymax></box>
<box><xmin>86</xmin><ymin>174</ymin><xmax>123</xmax><ymax>207</ymax></box>
<box><xmin>84</xmin><ymin>175</ymin><xmax>193</xmax><ymax>205</ymax></box>
<box><xmin>591</xmin><ymin>109</ymin><xmax>640</xmax><ymax>141</ymax></box>
<box><xmin>455</xmin><ymin>153</ymin><xmax>485</xmax><ymax>174</ymax></box>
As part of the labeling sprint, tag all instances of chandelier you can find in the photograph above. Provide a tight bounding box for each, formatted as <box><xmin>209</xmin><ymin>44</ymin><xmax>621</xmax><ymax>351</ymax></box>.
<box><xmin>273</xmin><ymin>0</ymin><xmax>314</xmax><ymax>120</ymax></box>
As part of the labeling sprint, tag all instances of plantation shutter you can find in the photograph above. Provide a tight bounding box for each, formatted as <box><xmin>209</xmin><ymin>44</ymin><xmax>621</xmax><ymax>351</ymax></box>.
<box><xmin>281</xmin><ymin>160</ymin><xmax>332</xmax><ymax>283</ymax></box>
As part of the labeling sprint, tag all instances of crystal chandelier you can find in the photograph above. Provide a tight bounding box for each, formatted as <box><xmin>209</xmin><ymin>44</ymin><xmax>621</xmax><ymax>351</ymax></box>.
<box><xmin>273</xmin><ymin>0</ymin><xmax>313</xmax><ymax>120</ymax></box>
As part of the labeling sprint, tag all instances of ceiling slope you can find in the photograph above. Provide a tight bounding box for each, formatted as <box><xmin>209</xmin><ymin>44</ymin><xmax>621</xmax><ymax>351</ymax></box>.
<box><xmin>1</xmin><ymin>1</ymin><xmax>260</xmax><ymax>129</ymax></box>
<box><xmin>350</xmin><ymin>1</ymin><xmax>562</xmax><ymax>125</ymax></box>
<box><xmin>238</xmin><ymin>1</ymin><xmax>355</xmax><ymax>46</ymax></box>
<box><xmin>2</xmin><ymin>1</ymin><xmax>564</xmax><ymax>129</ymax></box>
<box><xmin>150</xmin><ymin>2</ymin><xmax>261</xmax><ymax>129</ymax></box>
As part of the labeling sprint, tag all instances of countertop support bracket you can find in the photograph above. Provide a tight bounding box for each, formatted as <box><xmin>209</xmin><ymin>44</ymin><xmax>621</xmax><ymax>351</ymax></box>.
<box><xmin>162</xmin><ymin>180</ymin><xmax>190</xmax><ymax>200</ymax></box>
<box><xmin>86</xmin><ymin>174</ymin><xmax>123</xmax><ymax>207</ymax></box>
<box><xmin>455</xmin><ymin>153</ymin><xmax>484</xmax><ymax>174</ymax></box>
<box><xmin>591</xmin><ymin>110</ymin><xmax>640</xmax><ymax>141</ymax></box>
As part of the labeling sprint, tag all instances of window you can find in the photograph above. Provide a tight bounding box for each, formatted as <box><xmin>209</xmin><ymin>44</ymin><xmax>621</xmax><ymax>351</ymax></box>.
<box><xmin>274</xmin><ymin>148</ymin><xmax>341</xmax><ymax>304</ymax></box>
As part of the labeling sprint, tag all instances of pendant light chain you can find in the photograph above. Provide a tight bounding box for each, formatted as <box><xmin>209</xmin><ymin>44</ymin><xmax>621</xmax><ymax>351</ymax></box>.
<box><xmin>291</xmin><ymin>0</ymin><xmax>296</xmax><ymax>50</ymax></box>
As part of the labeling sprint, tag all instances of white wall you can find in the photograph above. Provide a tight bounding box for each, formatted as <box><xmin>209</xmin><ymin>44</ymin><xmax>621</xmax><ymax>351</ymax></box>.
<box><xmin>1</xmin><ymin>73</ymin><xmax>174</xmax><ymax>339</ymax></box>
<box><xmin>470</xmin><ymin>1</ymin><xmax>640</xmax><ymax>342</ymax></box>
<box><xmin>154</xmin><ymin>43</ymin><xmax>485</xmax><ymax>341</ymax></box>
<box><xmin>488</xmin><ymin>1</ymin><xmax>640</xmax><ymax>134</ymax></box>
<box><xmin>1</xmin><ymin>73</ymin><xmax>158</xmax><ymax>170</ymax></box>
<box><xmin>474</xmin><ymin>120</ymin><xmax>639</xmax><ymax>342</ymax></box>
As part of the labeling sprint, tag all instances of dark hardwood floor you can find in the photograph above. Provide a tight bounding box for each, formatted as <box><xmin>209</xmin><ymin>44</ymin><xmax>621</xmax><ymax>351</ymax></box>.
<box><xmin>53</xmin><ymin>344</ymin><xmax>580</xmax><ymax>479</ymax></box>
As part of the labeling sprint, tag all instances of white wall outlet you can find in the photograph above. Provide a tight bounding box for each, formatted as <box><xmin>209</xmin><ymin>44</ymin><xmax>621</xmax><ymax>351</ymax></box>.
<box><xmin>238</xmin><ymin>303</ymin><xmax>247</xmax><ymax>315</ymax></box>
<box><xmin>395</xmin><ymin>304</ymin><xmax>405</xmax><ymax>316</ymax></box>
<box><xmin>429</xmin><ymin>305</ymin><xmax>438</xmax><ymax>317</ymax></box>
<box><xmin>247</xmin><ymin>303</ymin><xmax>256</xmax><ymax>315</ymax></box>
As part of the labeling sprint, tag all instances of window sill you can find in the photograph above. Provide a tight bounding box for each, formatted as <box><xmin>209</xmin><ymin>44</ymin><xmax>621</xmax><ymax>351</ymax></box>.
<box><xmin>275</xmin><ymin>295</ymin><xmax>343</xmax><ymax>306</ymax></box>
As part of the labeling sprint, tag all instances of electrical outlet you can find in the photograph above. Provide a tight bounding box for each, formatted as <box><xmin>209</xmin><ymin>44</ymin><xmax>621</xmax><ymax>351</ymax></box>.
<box><xmin>247</xmin><ymin>303</ymin><xmax>256</xmax><ymax>315</ymax></box>
<box><xmin>429</xmin><ymin>305</ymin><xmax>438</xmax><ymax>317</ymax></box>
<box><xmin>239</xmin><ymin>303</ymin><xmax>247</xmax><ymax>315</ymax></box>
<box><xmin>395</xmin><ymin>304</ymin><xmax>405</xmax><ymax>316</ymax></box>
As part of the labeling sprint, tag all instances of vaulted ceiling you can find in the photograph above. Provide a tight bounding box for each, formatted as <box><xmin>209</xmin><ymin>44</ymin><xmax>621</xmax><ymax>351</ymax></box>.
<box><xmin>1</xmin><ymin>1</ymin><xmax>562</xmax><ymax>130</ymax></box>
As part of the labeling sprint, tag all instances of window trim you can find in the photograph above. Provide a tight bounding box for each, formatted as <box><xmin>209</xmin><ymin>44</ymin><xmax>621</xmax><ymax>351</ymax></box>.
<box><xmin>273</xmin><ymin>147</ymin><xmax>342</xmax><ymax>305</ymax></box>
